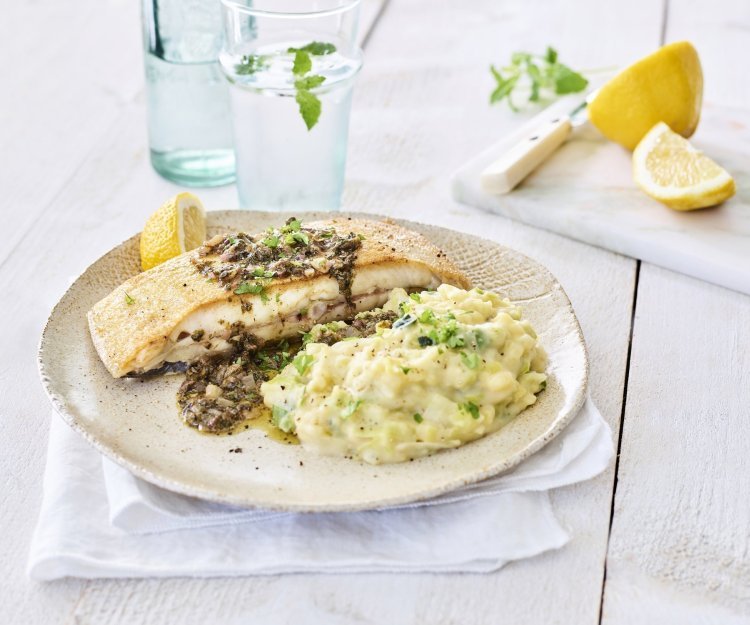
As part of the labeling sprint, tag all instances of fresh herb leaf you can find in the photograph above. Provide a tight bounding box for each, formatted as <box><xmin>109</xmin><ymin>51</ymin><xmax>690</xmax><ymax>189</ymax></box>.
<box><xmin>409</xmin><ymin>292</ymin><xmax>421</xmax><ymax>303</ymax></box>
<box><xmin>400</xmin><ymin>366</ymin><xmax>411</xmax><ymax>374</ymax></box>
<box><xmin>489</xmin><ymin>65</ymin><xmax>520</xmax><ymax>109</ymax></box>
<box><xmin>252</xmin><ymin>267</ymin><xmax>275</xmax><ymax>278</ymax></box>
<box><xmin>462</xmin><ymin>402</ymin><xmax>480</xmax><ymax>419</ymax></box>
<box><xmin>234</xmin><ymin>282</ymin><xmax>265</xmax><ymax>295</ymax></box>
<box><xmin>489</xmin><ymin>47</ymin><xmax>588</xmax><ymax>110</ymax></box>
<box><xmin>418</xmin><ymin>309</ymin><xmax>436</xmax><ymax>325</ymax></box>
<box><xmin>460</xmin><ymin>352</ymin><xmax>480</xmax><ymax>369</ymax></box>
<box><xmin>552</xmin><ymin>63</ymin><xmax>588</xmax><ymax>94</ymax></box>
<box><xmin>124</xmin><ymin>292</ymin><xmax>135</xmax><ymax>305</ymax></box>
<box><xmin>292</xmin><ymin>49</ymin><xmax>312</xmax><ymax>76</ymax></box>
<box><xmin>295</xmin><ymin>75</ymin><xmax>326</xmax><ymax>90</ymax></box>
<box><xmin>342</xmin><ymin>399</ymin><xmax>362</xmax><ymax>418</ymax></box>
<box><xmin>263</xmin><ymin>234</ymin><xmax>280</xmax><ymax>248</ymax></box>
<box><xmin>285</xmin><ymin>230</ymin><xmax>310</xmax><ymax>246</ymax></box>
<box><xmin>413</xmin><ymin>413</ymin><xmax>423</xmax><ymax>423</ymax></box>
<box><xmin>417</xmin><ymin>336</ymin><xmax>434</xmax><ymax>347</ymax></box>
<box><xmin>297</xmin><ymin>41</ymin><xmax>336</xmax><ymax>56</ymax></box>
<box><xmin>282</xmin><ymin>218</ymin><xmax>302</xmax><ymax>232</ymax></box>
<box><xmin>287</xmin><ymin>42</ymin><xmax>335</xmax><ymax>129</ymax></box>
<box><xmin>295</xmin><ymin>89</ymin><xmax>322</xmax><ymax>131</ymax></box>
<box><xmin>293</xmin><ymin>353</ymin><xmax>314</xmax><ymax>376</ymax></box>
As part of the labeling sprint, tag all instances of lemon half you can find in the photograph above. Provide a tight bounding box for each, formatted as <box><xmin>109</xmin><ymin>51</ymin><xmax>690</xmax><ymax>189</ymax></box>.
<box><xmin>589</xmin><ymin>41</ymin><xmax>703</xmax><ymax>151</ymax></box>
<box><xmin>633</xmin><ymin>122</ymin><xmax>735</xmax><ymax>210</ymax></box>
<box><xmin>140</xmin><ymin>192</ymin><xmax>206</xmax><ymax>270</ymax></box>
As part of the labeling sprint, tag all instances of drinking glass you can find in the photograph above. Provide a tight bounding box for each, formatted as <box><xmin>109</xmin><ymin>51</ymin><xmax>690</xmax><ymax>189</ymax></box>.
<box><xmin>142</xmin><ymin>0</ymin><xmax>235</xmax><ymax>186</ymax></box>
<box><xmin>220</xmin><ymin>0</ymin><xmax>363</xmax><ymax>211</ymax></box>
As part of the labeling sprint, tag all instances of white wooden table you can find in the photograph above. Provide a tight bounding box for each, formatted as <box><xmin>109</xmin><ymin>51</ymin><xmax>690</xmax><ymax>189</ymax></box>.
<box><xmin>3</xmin><ymin>1</ymin><xmax>749</xmax><ymax>622</ymax></box>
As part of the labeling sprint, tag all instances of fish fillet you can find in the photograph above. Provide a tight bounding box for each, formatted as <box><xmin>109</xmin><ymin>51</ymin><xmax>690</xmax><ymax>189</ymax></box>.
<box><xmin>88</xmin><ymin>218</ymin><xmax>470</xmax><ymax>378</ymax></box>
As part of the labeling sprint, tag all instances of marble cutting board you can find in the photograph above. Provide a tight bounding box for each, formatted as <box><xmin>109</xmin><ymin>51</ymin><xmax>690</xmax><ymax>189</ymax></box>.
<box><xmin>451</xmin><ymin>97</ymin><xmax>750</xmax><ymax>295</ymax></box>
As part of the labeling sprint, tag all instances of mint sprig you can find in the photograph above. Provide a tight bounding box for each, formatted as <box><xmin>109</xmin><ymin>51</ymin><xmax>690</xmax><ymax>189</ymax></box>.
<box><xmin>490</xmin><ymin>46</ymin><xmax>588</xmax><ymax>111</ymax></box>
<box><xmin>288</xmin><ymin>41</ymin><xmax>336</xmax><ymax>130</ymax></box>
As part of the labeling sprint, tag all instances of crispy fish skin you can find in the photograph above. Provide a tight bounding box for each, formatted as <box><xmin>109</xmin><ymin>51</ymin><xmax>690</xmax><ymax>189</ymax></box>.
<box><xmin>88</xmin><ymin>219</ymin><xmax>470</xmax><ymax>378</ymax></box>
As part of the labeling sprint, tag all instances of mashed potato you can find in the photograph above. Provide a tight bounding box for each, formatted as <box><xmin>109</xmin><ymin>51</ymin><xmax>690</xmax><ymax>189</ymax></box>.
<box><xmin>261</xmin><ymin>285</ymin><xmax>547</xmax><ymax>464</ymax></box>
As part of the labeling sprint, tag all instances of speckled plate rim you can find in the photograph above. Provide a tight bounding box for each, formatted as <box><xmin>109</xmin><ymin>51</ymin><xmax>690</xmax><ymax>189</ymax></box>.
<box><xmin>38</xmin><ymin>212</ymin><xmax>588</xmax><ymax>512</ymax></box>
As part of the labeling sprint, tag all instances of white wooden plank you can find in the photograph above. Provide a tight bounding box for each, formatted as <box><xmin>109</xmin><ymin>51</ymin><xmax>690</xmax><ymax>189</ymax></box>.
<box><xmin>602</xmin><ymin>1</ymin><xmax>750</xmax><ymax>622</ymax></box>
<box><xmin>2</xmin><ymin>0</ymin><xmax>657</xmax><ymax>622</ymax></box>
<box><xmin>601</xmin><ymin>266</ymin><xmax>750</xmax><ymax>624</ymax></box>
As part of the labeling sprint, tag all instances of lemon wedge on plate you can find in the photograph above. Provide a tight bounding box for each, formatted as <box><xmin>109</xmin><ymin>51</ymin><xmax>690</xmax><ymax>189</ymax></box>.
<box><xmin>633</xmin><ymin>122</ymin><xmax>735</xmax><ymax>210</ymax></box>
<box><xmin>140</xmin><ymin>192</ymin><xmax>206</xmax><ymax>270</ymax></box>
<box><xmin>588</xmin><ymin>41</ymin><xmax>703</xmax><ymax>150</ymax></box>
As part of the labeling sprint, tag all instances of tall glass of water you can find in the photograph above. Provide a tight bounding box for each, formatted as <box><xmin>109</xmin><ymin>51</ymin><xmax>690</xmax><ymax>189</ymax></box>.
<box><xmin>220</xmin><ymin>0</ymin><xmax>363</xmax><ymax>211</ymax></box>
<box><xmin>142</xmin><ymin>0</ymin><xmax>235</xmax><ymax>186</ymax></box>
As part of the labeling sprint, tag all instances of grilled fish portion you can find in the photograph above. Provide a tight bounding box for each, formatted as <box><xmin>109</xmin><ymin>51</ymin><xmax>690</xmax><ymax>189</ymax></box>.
<box><xmin>88</xmin><ymin>218</ymin><xmax>470</xmax><ymax>378</ymax></box>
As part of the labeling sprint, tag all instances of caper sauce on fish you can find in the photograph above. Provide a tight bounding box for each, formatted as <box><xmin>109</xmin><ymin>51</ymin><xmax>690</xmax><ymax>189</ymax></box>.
<box><xmin>176</xmin><ymin>309</ymin><xmax>398</xmax><ymax>436</ymax></box>
<box><xmin>192</xmin><ymin>217</ymin><xmax>362</xmax><ymax>307</ymax></box>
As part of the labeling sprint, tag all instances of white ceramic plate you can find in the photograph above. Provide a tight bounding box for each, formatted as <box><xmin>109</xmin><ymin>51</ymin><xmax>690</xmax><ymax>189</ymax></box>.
<box><xmin>38</xmin><ymin>211</ymin><xmax>588</xmax><ymax>511</ymax></box>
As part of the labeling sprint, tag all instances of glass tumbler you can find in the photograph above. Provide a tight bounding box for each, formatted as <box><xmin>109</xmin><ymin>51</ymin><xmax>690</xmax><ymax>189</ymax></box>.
<box><xmin>220</xmin><ymin>0</ymin><xmax>363</xmax><ymax>211</ymax></box>
<box><xmin>142</xmin><ymin>0</ymin><xmax>236</xmax><ymax>186</ymax></box>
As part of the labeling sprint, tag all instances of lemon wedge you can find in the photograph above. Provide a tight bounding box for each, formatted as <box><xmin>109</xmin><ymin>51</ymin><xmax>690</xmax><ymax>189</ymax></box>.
<box><xmin>140</xmin><ymin>192</ymin><xmax>206</xmax><ymax>270</ymax></box>
<box><xmin>633</xmin><ymin>122</ymin><xmax>735</xmax><ymax>210</ymax></box>
<box><xmin>588</xmin><ymin>41</ymin><xmax>703</xmax><ymax>150</ymax></box>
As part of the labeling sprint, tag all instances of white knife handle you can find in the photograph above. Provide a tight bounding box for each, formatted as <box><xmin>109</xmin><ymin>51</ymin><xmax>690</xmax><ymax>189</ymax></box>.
<box><xmin>480</xmin><ymin>116</ymin><xmax>572</xmax><ymax>195</ymax></box>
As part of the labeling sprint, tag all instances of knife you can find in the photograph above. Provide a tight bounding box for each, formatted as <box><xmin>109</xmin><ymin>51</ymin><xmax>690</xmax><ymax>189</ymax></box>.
<box><xmin>480</xmin><ymin>94</ymin><xmax>595</xmax><ymax>195</ymax></box>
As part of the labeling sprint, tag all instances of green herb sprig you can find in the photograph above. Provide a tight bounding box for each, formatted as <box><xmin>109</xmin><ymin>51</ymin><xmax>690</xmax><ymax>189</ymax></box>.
<box><xmin>232</xmin><ymin>42</ymin><xmax>336</xmax><ymax>129</ymax></box>
<box><xmin>288</xmin><ymin>41</ymin><xmax>336</xmax><ymax>130</ymax></box>
<box><xmin>489</xmin><ymin>46</ymin><xmax>588</xmax><ymax>111</ymax></box>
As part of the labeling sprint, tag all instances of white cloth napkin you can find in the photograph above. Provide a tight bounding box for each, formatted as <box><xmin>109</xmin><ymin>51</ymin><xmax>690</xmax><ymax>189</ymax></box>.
<box><xmin>28</xmin><ymin>397</ymin><xmax>611</xmax><ymax>580</ymax></box>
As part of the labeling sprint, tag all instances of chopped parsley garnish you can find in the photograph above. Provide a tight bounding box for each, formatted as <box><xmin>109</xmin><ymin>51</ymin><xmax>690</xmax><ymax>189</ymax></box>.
<box><xmin>285</xmin><ymin>230</ymin><xmax>310</xmax><ymax>246</ymax></box>
<box><xmin>413</xmin><ymin>413</ymin><xmax>423</xmax><ymax>423</ymax></box>
<box><xmin>341</xmin><ymin>399</ymin><xmax>363</xmax><ymax>418</ymax></box>
<box><xmin>252</xmin><ymin>267</ymin><xmax>275</xmax><ymax>278</ymax></box>
<box><xmin>124</xmin><ymin>292</ymin><xmax>135</xmax><ymax>305</ymax></box>
<box><xmin>409</xmin><ymin>293</ymin><xmax>422</xmax><ymax>303</ymax></box>
<box><xmin>292</xmin><ymin>353</ymin><xmax>314</xmax><ymax>376</ymax></box>
<box><xmin>417</xmin><ymin>335</ymin><xmax>434</xmax><ymax>347</ymax></box>
<box><xmin>418</xmin><ymin>309</ymin><xmax>436</xmax><ymax>325</ymax></box>
<box><xmin>282</xmin><ymin>218</ymin><xmax>302</xmax><ymax>232</ymax></box>
<box><xmin>462</xmin><ymin>402</ymin><xmax>481</xmax><ymax>419</ymax></box>
<box><xmin>262</xmin><ymin>234</ymin><xmax>280</xmax><ymax>248</ymax></box>
<box><xmin>460</xmin><ymin>352</ymin><xmax>480</xmax><ymax>369</ymax></box>
<box><xmin>234</xmin><ymin>282</ymin><xmax>265</xmax><ymax>295</ymax></box>
<box><xmin>400</xmin><ymin>366</ymin><xmax>411</xmax><ymax>374</ymax></box>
